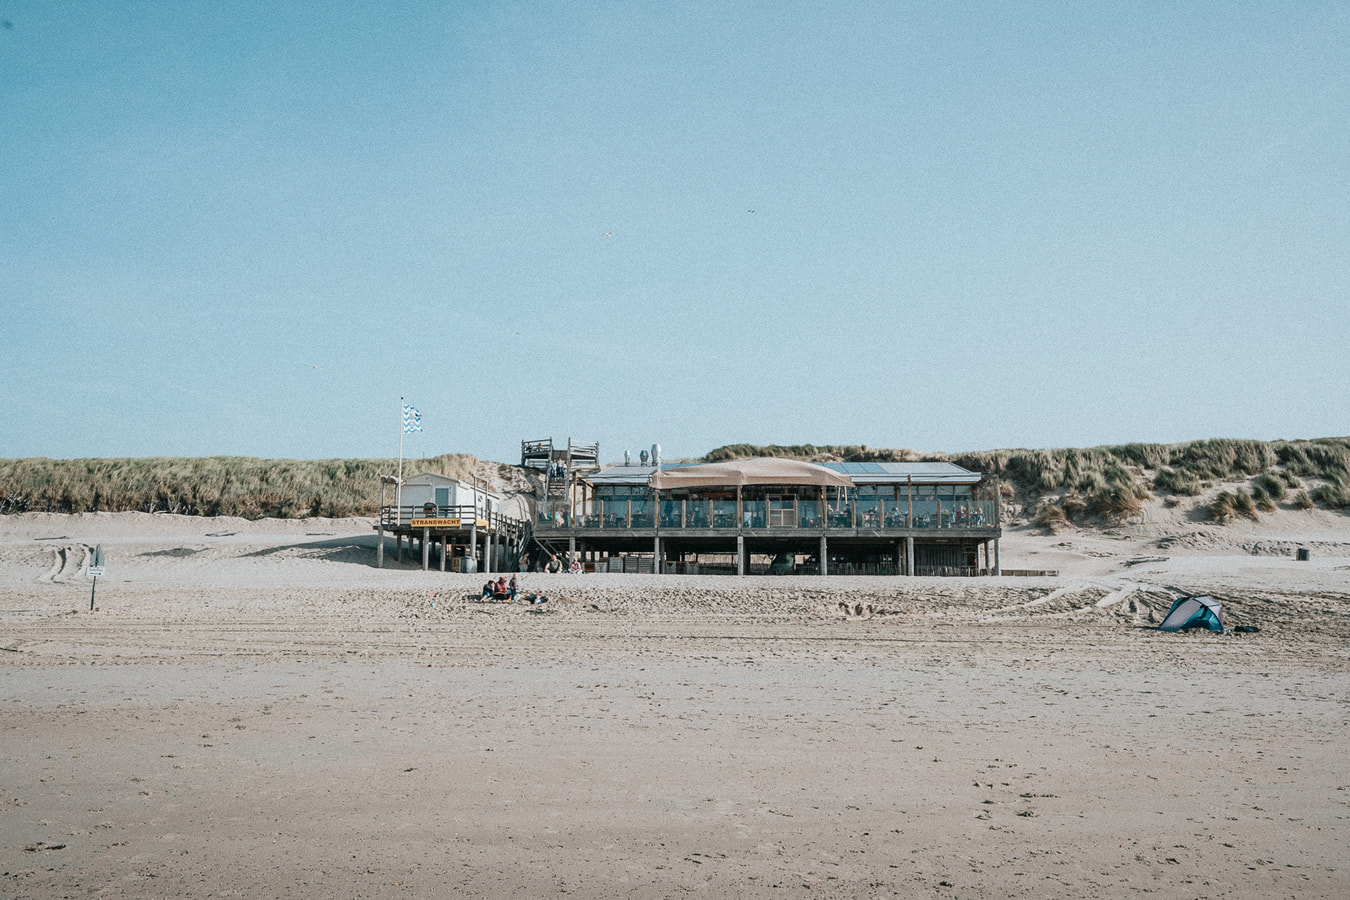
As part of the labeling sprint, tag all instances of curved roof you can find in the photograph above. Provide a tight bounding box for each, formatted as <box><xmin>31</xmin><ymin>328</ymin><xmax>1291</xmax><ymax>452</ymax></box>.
<box><xmin>648</xmin><ymin>458</ymin><xmax>853</xmax><ymax>490</ymax></box>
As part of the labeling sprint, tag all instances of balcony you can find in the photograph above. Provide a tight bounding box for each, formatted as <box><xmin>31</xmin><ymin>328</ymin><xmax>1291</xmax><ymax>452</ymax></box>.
<box><xmin>536</xmin><ymin>497</ymin><xmax>997</xmax><ymax>533</ymax></box>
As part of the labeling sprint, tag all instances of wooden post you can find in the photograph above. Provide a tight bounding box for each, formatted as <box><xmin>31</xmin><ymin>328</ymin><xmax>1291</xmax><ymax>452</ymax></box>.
<box><xmin>654</xmin><ymin>535</ymin><xmax>662</xmax><ymax>574</ymax></box>
<box><xmin>994</xmin><ymin>537</ymin><xmax>1001</xmax><ymax>576</ymax></box>
<box><xmin>397</xmin><ymin>533</ymin><xmax>404</xmax><ymax>562</ymax></box>
<box><xmin>469</xmin><ymin>514</ymin><xmax>478</xmax><ymax>570</ymax></box>
<box><xmin>819</xmin><ymin>535</ymin><xmax>828</xmax><ymax>576</ymax></box>
<box><xmin>568</xmin><ymin>536</ymin><xmax>576</xmax><ymax>566</ymax></box>
<box><xmin>439</xmin><ymin>534</ymin><xmax>446</xmax><ymax>572</ymax></box>
<box><xmin>737</xmin><ymin>534</ymin><xmax>745</xmax><ymax>576</ymax></box>
<box><xmin>421</xmin><ymin>526</ymin><xmax>430</xmax><ymax>571</ymax></box>
<box><xmin>906</xmin><ymin>536</ymin><xmax>915</xmax><ymax>577</ymax></box>
<box><xmin>377</xmin><ymin>480</ymin><xmax>386</xmax><ymax>568</ymax></box>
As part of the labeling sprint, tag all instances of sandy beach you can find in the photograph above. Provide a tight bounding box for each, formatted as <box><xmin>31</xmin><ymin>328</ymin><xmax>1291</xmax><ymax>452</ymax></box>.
<box><xmin>2</xmin><ymin>509</ymin><xmax>1348</xmax><ymax>899</ymax></box>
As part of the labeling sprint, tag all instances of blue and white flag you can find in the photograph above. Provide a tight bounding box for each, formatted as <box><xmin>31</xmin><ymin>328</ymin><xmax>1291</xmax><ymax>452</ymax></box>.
<box><xmin>402</xmin><ymin>403</ymin><xmax>422</xmax><ymax>434</ymax></box>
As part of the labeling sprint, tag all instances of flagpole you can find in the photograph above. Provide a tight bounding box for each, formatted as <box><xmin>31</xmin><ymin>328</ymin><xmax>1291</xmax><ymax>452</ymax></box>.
<box><xmin>397</xmin><ymin>395</ymin><xmax>405</xmax><ymax>518</ymax></box>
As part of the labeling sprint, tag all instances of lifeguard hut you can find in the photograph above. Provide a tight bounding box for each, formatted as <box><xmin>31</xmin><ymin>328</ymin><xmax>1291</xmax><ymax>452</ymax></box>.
<box><xmin>375</xmin><ymin>472</ymin><xmax>527</xmax><ymax>574</ymax></box>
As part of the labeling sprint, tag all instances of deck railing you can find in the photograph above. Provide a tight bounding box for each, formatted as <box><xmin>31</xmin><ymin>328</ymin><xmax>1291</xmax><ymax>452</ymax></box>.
<box><xmin>380</xmin><ymin>504</ymin><xmax>526</xmax><ymax>536</ymax></box>
<box><xmin>537</xmin><ymin>498</ymin><xmax>998</xmax><ymax>532</ymax></box>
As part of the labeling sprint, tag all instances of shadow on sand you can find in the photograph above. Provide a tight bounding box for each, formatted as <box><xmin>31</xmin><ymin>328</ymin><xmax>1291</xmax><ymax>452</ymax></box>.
<box><xmin>239</xmin><ymin>534</ymin><xmax>425</xmax><ymax>569</ymax></box>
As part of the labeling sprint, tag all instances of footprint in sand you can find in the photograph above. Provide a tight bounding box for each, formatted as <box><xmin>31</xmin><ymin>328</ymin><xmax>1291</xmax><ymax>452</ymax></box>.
<box><xmin>40</xmin><ymin>544</ymin><xmax>93</xmax><ymax>583</ymax></box>
<box><xmin>38</xmin><ymin>546</ymin><xmax>65</xmax><ymax>583</ymax></box>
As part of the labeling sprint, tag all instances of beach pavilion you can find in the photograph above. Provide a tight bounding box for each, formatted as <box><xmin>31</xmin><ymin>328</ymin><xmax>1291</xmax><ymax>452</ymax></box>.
<box><xmin>535</xmin><ymin>457</ymin><xmax>1002</xmax><ymax>576</ymax></box>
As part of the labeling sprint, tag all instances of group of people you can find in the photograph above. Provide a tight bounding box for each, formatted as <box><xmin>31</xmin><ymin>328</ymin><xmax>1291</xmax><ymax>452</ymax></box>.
<box><xmin>480</xmin><ymin>574</ymin><xmax>518</xmax><ymax>601</ymax></box>
<box><xmin>478</xmin><ymin>573</ymin><xmax>552</xmax><ymax>605</ymax></box>
<box><xmin>481</xmin><ymin>552</ymin><xmax>584</xmax><ymax>599</ymax></box>
<box><xmin>537</xmin><ymin>553</ymin><xmax>583</xmax><ymax>574</ymax></box>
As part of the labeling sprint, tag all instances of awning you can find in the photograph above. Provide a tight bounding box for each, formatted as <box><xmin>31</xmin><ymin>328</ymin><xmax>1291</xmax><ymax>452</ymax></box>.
<box><xmin>648</xmin><ymin>458</ymin><xmax>854</xmax><ymax>490</ymax></box>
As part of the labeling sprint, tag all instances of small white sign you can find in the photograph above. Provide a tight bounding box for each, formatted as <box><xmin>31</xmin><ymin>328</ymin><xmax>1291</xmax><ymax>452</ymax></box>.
<box><xmin>87</xmin><ymin>566</ymin><xmax>105</xmax><ymax>578</ymax></box>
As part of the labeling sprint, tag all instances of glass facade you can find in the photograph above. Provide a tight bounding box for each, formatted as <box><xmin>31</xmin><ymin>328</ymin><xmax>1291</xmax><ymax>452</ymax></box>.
<box><xmin>542</xmin><ymin>483</ymin><xmax>997</xmax><ymax>531</ymax></box>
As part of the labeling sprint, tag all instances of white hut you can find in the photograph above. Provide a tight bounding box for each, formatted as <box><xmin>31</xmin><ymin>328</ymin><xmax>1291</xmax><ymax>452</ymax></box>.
<box><xmin>396</xmin><ymin>472</ymin><xmax>501</xmax><ymax>525</ymax></box>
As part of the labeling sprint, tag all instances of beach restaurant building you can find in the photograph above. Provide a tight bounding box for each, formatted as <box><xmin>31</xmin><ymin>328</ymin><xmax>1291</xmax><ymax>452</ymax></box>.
<box><xmin>536</xmin><ymin>457</ymin><xmax>1002</xmax><ymax>576</ymax></box>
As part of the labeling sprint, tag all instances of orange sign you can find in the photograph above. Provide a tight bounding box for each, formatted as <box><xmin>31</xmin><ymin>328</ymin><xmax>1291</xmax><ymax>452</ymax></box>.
<box><xmin>409</xmin><ymin>518</ymin><xmax>488</xmax><ymax>529</ymax></box>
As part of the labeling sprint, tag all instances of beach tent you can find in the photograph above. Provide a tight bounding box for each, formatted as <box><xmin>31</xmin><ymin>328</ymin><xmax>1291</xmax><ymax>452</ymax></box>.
<box><xmin>1159</xmin><ymin>595</ymin><xmax>1226</xmax><ymax>632</ymax></box>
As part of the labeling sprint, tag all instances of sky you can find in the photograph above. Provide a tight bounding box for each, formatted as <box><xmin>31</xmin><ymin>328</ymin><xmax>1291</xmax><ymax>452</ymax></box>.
<box><xmin>3</xmin><ymin>2</ymin><xmax>1347</xmax><ymax>465</ymax></box>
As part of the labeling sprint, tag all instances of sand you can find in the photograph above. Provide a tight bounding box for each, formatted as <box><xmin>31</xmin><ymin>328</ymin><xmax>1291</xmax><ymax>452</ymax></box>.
<box><xmin>2</xmin><ymin>506</ymin><xmax>1348</xmax><ymax>899</ymax></box>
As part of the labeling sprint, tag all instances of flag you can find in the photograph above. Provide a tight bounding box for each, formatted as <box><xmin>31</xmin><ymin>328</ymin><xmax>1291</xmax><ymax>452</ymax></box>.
<box><xmin>402</xmin><ymin>403</ymin><xmax>422</xmax><ymax>434</ymax></box>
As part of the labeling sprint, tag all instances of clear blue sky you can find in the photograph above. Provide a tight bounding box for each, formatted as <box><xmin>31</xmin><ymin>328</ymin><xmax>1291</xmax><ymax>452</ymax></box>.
<box><xmin>3</xmin><ymin>2</ymin><xmax>1347</xmax><ymax>464</ymax></box>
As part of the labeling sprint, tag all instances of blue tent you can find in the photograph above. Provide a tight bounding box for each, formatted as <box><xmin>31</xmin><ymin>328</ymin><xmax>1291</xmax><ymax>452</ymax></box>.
<box><xmin>1159</xmin><ymin>595</ymin><xmax>1225</xmax><ymax>632</ymax></box>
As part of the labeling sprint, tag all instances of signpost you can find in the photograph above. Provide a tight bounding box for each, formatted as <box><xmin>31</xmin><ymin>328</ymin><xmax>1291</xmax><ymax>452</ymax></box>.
<box><xmin>88</xmin><ymin>544</ymin><xmax>105</xmax><ymax>611</ymax></box>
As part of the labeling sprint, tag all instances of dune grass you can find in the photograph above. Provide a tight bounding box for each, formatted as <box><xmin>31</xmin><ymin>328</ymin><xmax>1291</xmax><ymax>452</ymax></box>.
<box><xmin>0</xmin><ymin>454</ymin><xmax>475</xmax><ymax>518</ymax></box>
<box><xmin>704</xmin><ymin>437</ymin><xmax>1350</xmax><ymax>523</ymax></box>
<box><xmin>1209</xmin><ymin>488</ymin><xmax>1259</xmax><ymax>523</ymax></box>
<box><xmin>4</xmin><ymin>437</ymin><xmax>1347</xmax><ymax>521</ymax></box>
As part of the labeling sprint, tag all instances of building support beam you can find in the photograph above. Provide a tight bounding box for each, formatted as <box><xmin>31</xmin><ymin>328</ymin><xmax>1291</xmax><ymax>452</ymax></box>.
<box><xmin>654</xmin><ymin>536</ymin><xmax>662</xmax><ymax>574</ymax></box>
<box><xmin>819</xmin><ymin>535</ymin><xmax>828</xmax><ymax>576</ymax></box>
<box><xmin>376</xmin><ymin>521</ymin><xmax>384</xmax><ymax>568</ymax></box>
<box><xmin>906</xmin><ymin>536</ymin><xmax>915</xmax><ymax>577</ymax></box>
<box><xmin>439</xmin><ymin>535</ymin><xmax>446</xmax><ymax>572</ymax></box>
<box><xmin>897</xmin><ymin>540</ymin><xmax>905</xmax><ymax>576</ymax></box>
<box><xmin>737</xmin><ymin>535</ymin><xmax>745</xmax><ymax>576</ymax></box>
<box><xmin>994</xmin><ymin>538</ymin><xmax>1001</xmax><ymax>576</ymax></box>
<box><xmin>421</xmin><ymin>526</ymin><xmax>430</xmax><ymax>571</ymax></box>
<box><xmin>568</xmin><ymin>536</ymin><xmax>576</xmax><ymax>567</ymax></box>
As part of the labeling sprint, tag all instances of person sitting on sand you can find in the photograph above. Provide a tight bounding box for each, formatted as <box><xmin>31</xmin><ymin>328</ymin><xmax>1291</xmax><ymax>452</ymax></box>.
<box><xmin>480</xmin><ymin>580</ymin><xmax>496</xmax><ymax>600</ymax></box>
<box><xmin>492</xmin><ymin>576</ymin><xmax>511</xmax><ymax>601</ymax></box>
<box><xmin>508</xmin><ymin>574</ymin><xmax>518</xmax><ymax>600</ymax></box>
<box><xmin>568</xmin><ymin>557</ymin><xmax>582</xmax><ymax>575</ymax></box>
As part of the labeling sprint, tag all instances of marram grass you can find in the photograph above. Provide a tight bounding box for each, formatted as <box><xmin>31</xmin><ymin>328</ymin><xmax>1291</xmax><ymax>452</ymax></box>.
<box><xmin>3</xmin><ymin>437</ymin><xmax>1348</xmax><ymax>520</ymax></box>
<box><xmin>705</xmin><ymin>437</ymin><xmax>1350</xmax><ymax>523</ymax></box>
<box><xmin>0</xmin><ymin>454</ymin><xmax>475</xmax><ymax>519</ymax></box>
